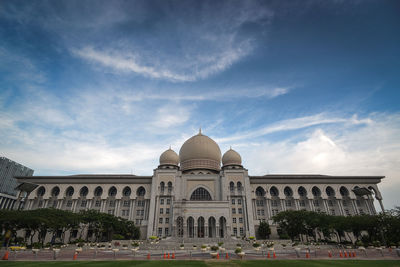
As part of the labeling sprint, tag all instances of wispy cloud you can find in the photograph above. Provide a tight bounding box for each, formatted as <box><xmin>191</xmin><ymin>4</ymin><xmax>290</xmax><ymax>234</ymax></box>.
<box><xmin>216</xmin><ymin>113</ymin><xmax>371</xmax><ymax>143</ymax></box>
<box><xmin>117</xmin><ymin>86</ymin><xmax>291</xmax><ymax>102</ymax></box>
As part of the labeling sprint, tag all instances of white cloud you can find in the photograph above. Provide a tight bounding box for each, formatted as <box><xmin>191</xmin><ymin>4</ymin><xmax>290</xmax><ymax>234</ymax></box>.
<box><xmin>230</xmin><ymin>113</ymin><xmax>400</xmax><ymax>209</ymax></box>
<box><xmin>216</xmin><ymin>113</ymin><xmax>360</xmax><ymax>143</ymax></box>
<box><xmin>72</xmin><ymin>47</ymin><xmax>192</xmax><ymax>82</ymax></box>
<box><xmin>69</xmin><ymin>2</ymin><xmax>273</xmax><ymax>82</ymax></box>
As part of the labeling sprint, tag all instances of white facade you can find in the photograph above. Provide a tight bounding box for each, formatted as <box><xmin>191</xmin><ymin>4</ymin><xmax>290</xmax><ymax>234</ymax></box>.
<box><xmin>15</xmin><ymin>131</ymin><xmax>385</xmax><ymax>240</ymax></box>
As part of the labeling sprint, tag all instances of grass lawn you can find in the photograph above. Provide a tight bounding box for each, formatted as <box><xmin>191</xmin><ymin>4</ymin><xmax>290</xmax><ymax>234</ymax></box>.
<box><xmin>0</xmin><ymin>260</ymin><xmax>399</xmax><ymax>267</ymax></box>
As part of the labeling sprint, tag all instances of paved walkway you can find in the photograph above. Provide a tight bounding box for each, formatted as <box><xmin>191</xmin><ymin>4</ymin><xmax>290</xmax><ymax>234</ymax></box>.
<box><xmin>1</xmin><ymin>248</ymin><xmax>399</xmax><ymax>261</ymax></box>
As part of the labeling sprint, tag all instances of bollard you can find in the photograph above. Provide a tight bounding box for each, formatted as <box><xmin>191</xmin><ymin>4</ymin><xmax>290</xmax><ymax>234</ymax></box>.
<box><xmin>352</xmin><ymin>251</ymin><xmax>356</xmax><ymax>257</ymax></box>
<box><xmin>2</xmin><ymin>251</ymin><xmax>9</xmax><ymax>260</ymax></box>
<box><xmin>273</xmin><ymin>252</ymin><xmax>276</xmax><ymax>259</ymax></box>
<box><xmin>217</xmin><ymin>253</ymin><xmax>219</xmax><ymax>259</ymax></box>
<box><xmin>339</xmin><ymin>251</ymin><xmax>343</xmax><ymax>258</ymax></box>
<box><xmin>147</xmin><ymin>253</ymin><xmax>150</xmax><ymax>260</ymax></box>
<box><xmin>226</xmin><ymin>253</ymin><xmax>229</xmax><ymax>259</ymax></box>
<box><xmin>267</xmin><ymin>252</ymin><xmax>270</xmax><ymax>258</ymax></box>
<box><xmin>306</xmin><ymin>252</ymin><xmax>310</xmax><ymax>258</ymax></box>
<box><xmin>172</xmin><ymin>253</ymin><xmax>175</xmax><ymax>259</ymax></box>
<box><xmin>167</xmin><ymin>253</ymin><xmax>170</xmax><ymax>259</ymax></box>
<box><xmin>328</xmin><ymin>250</ymin><xmax>332</xmax><ymax>258</ymax></box>
<box><xmin>164</xmin><ymin>253</ymin><xmax>166</xmax><ymax>259</ymax></box>
<box><xmin>344</xmin><ymin>251</ymin><xmax>348</xmax><ymax>258</ymax></box>
<box><xmin>73</xmin><ymin>251</ymin><xmax>78</xmax><ymax>260</ymax></box>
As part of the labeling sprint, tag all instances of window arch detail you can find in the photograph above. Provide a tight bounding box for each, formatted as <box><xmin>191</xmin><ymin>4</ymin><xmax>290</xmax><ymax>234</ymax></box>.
<box><xmin>190</xmin><ymin>187</ymin><xmax>212</xmax><ymax>201</ymax></box>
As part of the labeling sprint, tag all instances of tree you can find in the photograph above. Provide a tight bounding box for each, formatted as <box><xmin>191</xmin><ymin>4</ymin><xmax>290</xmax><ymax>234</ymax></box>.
<box><xmin>257</xmin><ymin>220</ymin><xmax>271</xmax><ymax>239</ymax></box>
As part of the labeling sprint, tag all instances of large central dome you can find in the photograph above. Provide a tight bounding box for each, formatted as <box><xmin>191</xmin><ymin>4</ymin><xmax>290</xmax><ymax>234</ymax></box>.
<box><xmin>179</xmin><ymin>130</ymin><xmax>221</xmax><ymax>171</ymax></box>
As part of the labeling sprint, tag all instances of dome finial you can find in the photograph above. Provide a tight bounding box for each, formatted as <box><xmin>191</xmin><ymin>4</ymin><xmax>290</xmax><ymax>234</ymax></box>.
<box><xmin>230</xmin><ymin>145</ymin><xmax>232</xmax><ymax>150</ymax></box>
<box><xmin>199</xmin><ymin>127</ymin><xmax>202</xmax><ymax>135</ymax></box>
<box><xmin>169</xmin><ymin>145</ymin><xmax>171</xmax><ymax>150</ymax></box>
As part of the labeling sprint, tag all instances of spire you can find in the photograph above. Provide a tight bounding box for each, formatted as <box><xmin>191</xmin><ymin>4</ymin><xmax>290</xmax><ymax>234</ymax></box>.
<box><xmin>198</xmin><ymin>127</ymin><xmax>202</xmax><ymax>135</ymax></box>
<box><xmin>169</xmin><ymin>145</ymin><xmax>171</xmax><ymax>150</ymax></box>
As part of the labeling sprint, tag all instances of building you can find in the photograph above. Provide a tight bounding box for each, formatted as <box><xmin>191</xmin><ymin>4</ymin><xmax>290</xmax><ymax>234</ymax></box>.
<box><xmin>0</xmin><ymin>156</ymin><xmax>34</xmax><ymax>210</ymax></box>
<box><xmin>14</xmin><ymin>131</ymin><xmax>385</xmax><ymax>240</ymax></box>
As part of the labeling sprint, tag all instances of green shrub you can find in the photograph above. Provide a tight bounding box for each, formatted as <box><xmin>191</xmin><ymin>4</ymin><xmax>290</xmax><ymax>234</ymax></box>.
<box><xmin>211</xmin><ymin>246</ymin><xmax>219</xmax><ymax>251</ymax></box>
<box><xmin>373</xmin><ymin>240</ymin><xmax>381</xmax><ymax>247</ymax></box>
<box><xmin>218</xmin><ymin>242</ymin><xmax>224</xmax><ymax>247</ymax></box>
<box><xmin>355</xmin><ymin>240</ymin><xmax>364</xmax><ymax>247</ymax></box>
<box><xmin>149</xmin><ymin>236</ymin><xmax>157</xmax><ymax>240</ymax></box>
<box><xmin>32</xmin><ymin>242</ymin><xmax>42</xmax><ymax>249</ymax></box>
<box><xmin>180</xmin><ymin>244</ymin><xmax>184</xmax><ymax>247</ymax></box>
<box><xmin>132</xmin><ymin>242</ymin><xmax>139</xmax><ymax>247</ymax></box>
<box><xmin>253</xmin><ymin>242</ymin><xmax>260</xmax><ymax>248</ymax></box>
<box><xmin>249</xmin><ymin>236</ymin><xmax>255</xmax><ymax>240</ymax></box>
<box><xmin>236</xmin><ymin>243</ymin><xmax>241</xmax><ymax>247</ymax></box>
<box><xmin>235</xmin><ymin>248</ymin><xmax>242</xmax><ymax>254</ymax></box>
<box><xmin>201</xmin><ymin>245</ymin><xmax>207</xmax><ymax>249</ymax></box>
<box><xmin>113</xmin><ymin>234</ymin><xmax>124</xmax><ymax>240</ymax></box>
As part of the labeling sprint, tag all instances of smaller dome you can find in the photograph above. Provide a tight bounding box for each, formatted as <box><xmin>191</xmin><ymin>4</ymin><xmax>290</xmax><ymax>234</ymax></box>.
<box><xmin>222</xmin><ymin>148</ymin><xmax>242</xmax><ymax>166</ymax></box>
<box><xmin>159</xmin><ymin>148</ymin><xmax>179</xmax><ymax>166</ymax></box>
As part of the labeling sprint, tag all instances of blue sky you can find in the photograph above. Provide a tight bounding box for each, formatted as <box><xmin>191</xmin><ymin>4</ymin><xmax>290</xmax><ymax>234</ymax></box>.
<box><xmin>0</xmin><ymin>0</ymin><xmax>399</xmax><ymax>209</ymax></box>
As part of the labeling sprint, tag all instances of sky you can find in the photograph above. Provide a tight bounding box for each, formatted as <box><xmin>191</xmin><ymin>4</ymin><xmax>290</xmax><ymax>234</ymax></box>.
<box><xmin>0</xmin><ymin>0</ymin><xmax>399</xmax><ymax>209</ymax></box>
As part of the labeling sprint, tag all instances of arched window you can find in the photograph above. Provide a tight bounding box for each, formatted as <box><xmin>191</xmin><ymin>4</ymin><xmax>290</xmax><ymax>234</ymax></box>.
<box><xmin>229</xmin><ymin>182</ymin><xmax>234</xmax><ymax>192</ymax></box>
<box><xmin>94</xmin><ymin>186</ymin><xmax>103</xmax><ymax>197</ymax></box>
<box><xmin>237</xmin><ymin>182</ymin><xmax>243</xmax><ymax>192</ymax></box>
<box><xmin>37</xmin><ymin>186</ymin><xmax>45</xmax><ymax>197</ymax></box>
<box><xmin>123</xmin><ymin>187</ymin><xmax>131</xmax><ymax>197</ymax></box>
<box><xmin>208</xmin><ymin>217</ymin><xmax>216</xmax><ymax>238</ymax></box>
<box><xmin>198</xmin><ymin>217</ymin><xmax>205</xmax><ymax>238</ymax></box>
<box><xmin>66</xmin><ymin>186</ymin><xmax>74</xmax><ymax>197</ymax></box>
<box><xmin>284</xmin><ymin>186</ymin><xmax>293</xmax><ymax>197</ymax></box>
<box><xmin>256</xmin><ymin>187</ymin><xmax>265</xmax><ymax>197</ymax></box>
<box><xmin>270</xmin><ymin>186</ymin><xmax>279</xmax><ymax>197</ymax></box>
<box><xmin>80</xmin><ymin>186</ymin><xmax>88</xmax><ymax>197</ymax></box>
<box><xmin>190</xmin><ymin>187</ymin><xmax>212</xmax><ymax>201</ymax></box>
<box><xmin>177</xmin><ymin>217</ymin><xmax>184</xmax><ymax>237</ymax></box>
<box><xmin>312</xmin><ymin>186</ymin><xmax>321</xmax><ymax>197</ymax></box>
<box><xmin>167</xmin><ymin>182</ymin><xmax>172</xmax><ymax>193</ymax></box>
<box><xmin>109</xmin><ymin>186</ymin><xmax>117</xmax><ymax>197</ymax></box>
<box><xmin>340</xmin><ymin>186</ymin><xmax>349</xmax><ymax>197</ymax></box>
<box><xmin>187</xmin><ymin>217</ymin><xmax>194</xmax><ymax>238</ymax></box>
<box><xmin>298</xmin><ymin>186</ymin><xmax>307</xmax><ymax>197</ymax></box>
<box><xmin>219</xmin><ymin>217</ymin><xmax>227</xmax><ymax>238</ymax></box>
<box><xmin>51</xmin><ymin>186</ymin><xmax>60</xmax><ymax>197</ymax></box>
<box><xmin>137</xmin><ymin>186</ymin><xmax>146</xmax><ymax>197</ymax></box>
<box><xmin>160</xmin><ymin>182</ymin><xmax>165</xmax><ymax>193</ymax></box>
<box><xmin>326</xmin><ymin>186</ymin><xmax>335</xmax><ymax>197</ymax></box>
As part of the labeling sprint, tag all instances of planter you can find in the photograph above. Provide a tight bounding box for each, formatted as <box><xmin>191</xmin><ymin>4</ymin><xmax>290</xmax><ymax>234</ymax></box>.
<box><xmin>53</xmin><ymin>248</ymin><xmax>60</xmax><ymax>253</ymax></box>
<box><xmin>201</xmin><ymin>248</ymin><xmax>207</xmax><ymax>252</ymax></box>
<box><xmin>210</xmin><ymin>252</ymin><xmax>218</xmax><ymax>258</ymax></box>
<box><xmin>75</xmin><ymin>248</ymin><xmax>83</xmax><ymax>252</ymax></box>
<box><xmin>237</xmin><ymin>252</ymin><xmax>245</xmax><ymax>259</ymax></box>
<box><xmin>122</xmin><ymin>247</ymin><xmax>128</xmax><ymax>250</ymax></box>
<box><xmin>219</xmin><ymin>247</ymin><xmax>226</xmax><ymax>252</ymax></box>
<box><xmin>32</xmin><ymin>249</ymin><xmax>40</xmax><ymax>253</ymax></box>
<box><xmin>112</xmin><ymin>248</ymin><xmax>119</xmax><ymax>252</ymax></box>
<box><xmin>180</xmin><ymin>247</ymin><xmax>185</xmax><ymax>250</ymax></box>
<box><xmin>253</xmin><ymin>247</ymin><xmax>260</xmax><ymax>251</ymax></box>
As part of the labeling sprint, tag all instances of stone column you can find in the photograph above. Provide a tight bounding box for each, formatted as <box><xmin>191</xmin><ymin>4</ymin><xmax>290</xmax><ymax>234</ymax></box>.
<box><xmin>337</xmin><ymin>200</ymin><xmax>345</xmax><ymax>216</ymax></box>
<box><xmin>378</xmin><ymin>199</ymin><xmax>385</xmax><ymax>213</ymax></box>
<box><xmin>281</xmin><ymin>198</ymin><xmax>286</xmax><ymax>211</ymax></box>
<box><xmin>351</xmin><ymin>200</ymin><xmax>359</xmax><ymax>215</ymax></box>
<box><xmin>308</xmin><ymin>198</ymin><xmax>314</xmax><ymax>211</ymax></box>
